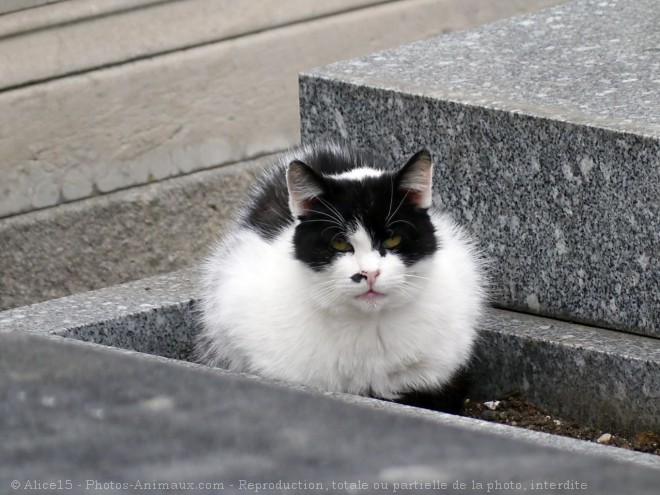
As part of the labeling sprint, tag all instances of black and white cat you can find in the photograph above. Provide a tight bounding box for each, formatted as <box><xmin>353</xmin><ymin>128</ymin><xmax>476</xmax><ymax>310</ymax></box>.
<box><xmin>198</xmin><ymin>143</ymin><xmax>486</xmax><ymax>409</ymax></box>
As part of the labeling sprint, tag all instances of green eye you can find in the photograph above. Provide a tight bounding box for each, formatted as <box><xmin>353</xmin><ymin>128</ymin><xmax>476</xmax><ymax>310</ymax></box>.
<box><xmin>382</xmin><ymin>235</ymin><xmax>402</xmax><ymax>249</ymax></box>
<box><xmin>331</xmin><ymin>239</ymin><xmax>352</xmax><ymax>252</ymax></box>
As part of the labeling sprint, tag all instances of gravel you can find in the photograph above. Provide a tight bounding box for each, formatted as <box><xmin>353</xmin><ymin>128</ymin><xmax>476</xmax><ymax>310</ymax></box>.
<box><xmin>462</xmin><ymin>394</ymin><xmax>659</xmax><ymax>456</ymax></box>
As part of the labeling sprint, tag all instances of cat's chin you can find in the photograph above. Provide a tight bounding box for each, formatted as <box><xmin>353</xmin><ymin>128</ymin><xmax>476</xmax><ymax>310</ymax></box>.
<box><xmin>350</xmin><ymin>291</ymin><xmax>390</xmax><ymax>312</ymax></box>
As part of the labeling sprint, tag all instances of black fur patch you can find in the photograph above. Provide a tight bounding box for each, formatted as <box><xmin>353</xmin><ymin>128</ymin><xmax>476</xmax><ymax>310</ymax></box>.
<box><xmin>395</xmin><ymin>368</ymin><xmax>472</xmax><ymax>414</ymax></box>
<box><xmin>242</xmin><ymin>145</ymin><xmax>437</xmax><ymax>269</ymax></box>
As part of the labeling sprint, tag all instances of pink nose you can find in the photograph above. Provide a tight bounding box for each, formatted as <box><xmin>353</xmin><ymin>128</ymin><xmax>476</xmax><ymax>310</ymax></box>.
<box><xmin>362</xmin><ymin>270</ymin><xmax>381</xmax><ymax>287</ymax></box>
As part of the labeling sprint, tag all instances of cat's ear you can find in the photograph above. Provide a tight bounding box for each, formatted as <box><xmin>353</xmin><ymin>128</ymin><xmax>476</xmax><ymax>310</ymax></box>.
<box><xmin>286</xmin><ymin>160</ymin><xmax>326</xmax><ymax>217</ymax></box>
<box><xmin>396</xmin><ymin>149</ymin><xmax>433</xmax><ymax>209</ymax></box>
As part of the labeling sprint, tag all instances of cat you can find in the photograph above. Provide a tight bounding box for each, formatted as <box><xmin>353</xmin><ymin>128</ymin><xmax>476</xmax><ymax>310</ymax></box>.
<box><xmin>197</xmin><ymin>143</ymin><xmax>486</xmax><ymax>411</ymax></box>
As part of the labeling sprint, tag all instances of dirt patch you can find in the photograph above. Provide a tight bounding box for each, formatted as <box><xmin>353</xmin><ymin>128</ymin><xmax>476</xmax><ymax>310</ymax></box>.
<box><xmin>462</xmin><ymin>394</ymin><xmax>659</xmax><ymax>456</ymax></box>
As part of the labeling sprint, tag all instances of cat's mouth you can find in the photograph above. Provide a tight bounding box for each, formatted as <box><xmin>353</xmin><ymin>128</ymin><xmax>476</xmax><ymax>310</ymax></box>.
<box><xmin>355</xmin><ymin>289</ymin><xmax>387</xmax><ymax>300</ymax></box>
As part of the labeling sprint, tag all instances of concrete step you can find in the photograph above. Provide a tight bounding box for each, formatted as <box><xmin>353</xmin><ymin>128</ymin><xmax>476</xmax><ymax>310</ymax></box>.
<box><xmin>0</xmin><ymin>155</ymin><xmax>270</xmax><ymax>311</ymax></box>
<box><xmin>299</xmin><ymin>0</ymin><xmax>659</xmax><ymax>338</ymax></box>
<box><xmin>1</xmin><ymin>0</ymin><xmax>566</xmax><ymax>218</ymax></box>
<box><xmin>2</xmin><ymin>268</ymin><xmax>658</xmax><ymax>455</ymax></box>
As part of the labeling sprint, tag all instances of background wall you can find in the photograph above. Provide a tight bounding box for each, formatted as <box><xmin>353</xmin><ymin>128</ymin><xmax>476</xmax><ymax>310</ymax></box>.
<box><xmin>0</xmin><ymin>0</ymin><xmax>566</xmax><ymax>309</ymax></box>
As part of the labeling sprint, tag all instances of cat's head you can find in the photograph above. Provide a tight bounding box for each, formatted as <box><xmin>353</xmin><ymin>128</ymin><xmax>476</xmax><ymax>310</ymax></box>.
<box><xmin>286</xmin><ymin>149</ymin><xmax>438</xmax><ymax>313</ymax></box>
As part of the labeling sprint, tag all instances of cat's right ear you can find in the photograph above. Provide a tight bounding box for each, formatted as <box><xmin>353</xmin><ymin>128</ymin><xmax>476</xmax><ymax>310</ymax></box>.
<box><xmin>396</xmin><ymin>149</ymin><xmax>433</xmax><ymax>209</ymax></box>
<box><xmin>286</xmin><ymin>160</ymin><xmax>326</xmax><ymax>217</ymax></box>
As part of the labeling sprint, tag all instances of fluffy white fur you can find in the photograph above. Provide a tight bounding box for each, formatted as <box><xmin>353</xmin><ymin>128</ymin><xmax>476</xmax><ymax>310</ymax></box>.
<box><xmin>199</xmin><ymin>160</ymin><xmax>485</xmax><ymax>399</ymax></box>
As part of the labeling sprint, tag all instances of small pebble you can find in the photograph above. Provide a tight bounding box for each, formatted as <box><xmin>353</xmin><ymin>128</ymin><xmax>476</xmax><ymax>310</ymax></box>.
<box><xmin>596</xmin><ymin>433</ymin><xmax>612</xmax><ymax>444</ymax></box>
<box><xmin>480</xmin><ymin>410</ymin><xmax>499</xmax><ymax>420</ymax></box>
<box><xmin>88</xmin><ymin>408</ymin><xmax>105</xmax><ymax>420</ymax></box>
<box><xmin>483</xmin><ymin>400</ymin><xmax>501</xmax><ymax>410</ymax></box>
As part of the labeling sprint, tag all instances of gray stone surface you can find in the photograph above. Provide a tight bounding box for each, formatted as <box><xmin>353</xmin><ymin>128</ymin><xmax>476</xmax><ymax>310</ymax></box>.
<box><xmin>0</xmin><ymin>156</ymin><xmax>269</xmax><ymax>312</ymax></box>
<box><xmin>471</xmin><ymin>310</ymin><xmax>660</xmax><ymax>436</ymax></box>
<box><xmin>0</xmin><ymin>268</ymin><xmax>200</xmax><ymax>360</ymax></box>
<box><xmin>1</xmin><ymin>331</ymin><xmax>659</xmax><ymax>494</ymax></box>
<box><xmin>2</xmin><ymin>268</ymin><xmax>658</xmax><ymax>441</ymax></box>
<box><xmin>299</xmin><ymin>0</ymin><xmax>659</xmax><ymax>338</ymax></box>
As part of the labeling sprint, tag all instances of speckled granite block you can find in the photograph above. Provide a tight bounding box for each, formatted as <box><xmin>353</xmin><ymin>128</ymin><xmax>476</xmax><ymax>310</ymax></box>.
<box><xmin>472</xmin><ymin>309</ymin><xmax>660</xmax><ymax>436</ymax></box>
<box><xmin>299</xmin><ymin>0</ymin><xmax>659</xmax><ymax>337</ymax></box>
<box><xmin>2</xmin><ymin>269</ymin><xmax>658</xmax><ymax>440</ymax></box>
<box><xmin>0</xmin><ymin>268</ymin><xmax>201</xmax><ymax>360</ymax></box>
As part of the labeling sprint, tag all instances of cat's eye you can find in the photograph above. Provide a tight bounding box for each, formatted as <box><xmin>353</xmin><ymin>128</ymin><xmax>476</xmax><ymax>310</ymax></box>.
<box><xmin>382</xmin><ymin>235</ymin><xmax>402</xmax><ymax>249</ymax></box>
<box><xmin>330</xmin><ymin>239</ymin><xmax>352</xmax><ymax>252</ymax></box>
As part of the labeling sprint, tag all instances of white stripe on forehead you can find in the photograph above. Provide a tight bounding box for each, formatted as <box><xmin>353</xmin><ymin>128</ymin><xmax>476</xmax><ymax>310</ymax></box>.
<box><xmin>349</xmin><ymin>224</ymin><xmax>381</xmax><ymax>271</ymax></box>
<box><xmin>348</xmin><ymin>223</ymin><xmax>373</xmax><ymax>250</ymax></box>
<box><xmin>328</xmin><ymin>167</ymin><xmax>385</xmax><ymax>181</ymax></box>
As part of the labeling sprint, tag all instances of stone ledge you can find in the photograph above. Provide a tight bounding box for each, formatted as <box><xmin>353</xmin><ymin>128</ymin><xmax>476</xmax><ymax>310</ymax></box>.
<box><xmin>299</xmin><ymin>0</ymin><xmax>659</xmax><ymax>337</ymax></box>
<box><xmin>2</xmin><ymin>268</ymin><xmax>658</xmax><ymax>440</ymax></box>
<box><xmin>0</xmin><ymin>0</ymin><xmax>62</xmax><ymax>16</ymax></box>
<box><xmin>470</xmin><ymin>310</ymin><xmax>660</xmax><ymax>436</ymax></box>
<box><xmin>2</xmin><ymin>331</ymin><xmax>658</xmax><ymax>491</ymax></box>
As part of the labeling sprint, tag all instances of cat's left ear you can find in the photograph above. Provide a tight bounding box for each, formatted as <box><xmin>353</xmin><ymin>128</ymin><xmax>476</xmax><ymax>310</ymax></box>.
<box><xmin>396</xmin><ymin>149</ymin><xmax>433</xmax><ymax>209</ymax></box>
<box><xmin>286</xmin><ymin>160</ymin><xmax>327</xmax><ymax>217</ymax></box>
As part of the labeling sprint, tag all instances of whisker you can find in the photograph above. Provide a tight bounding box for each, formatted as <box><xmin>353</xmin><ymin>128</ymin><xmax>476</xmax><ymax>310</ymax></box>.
<box><xmin>387</xmin><ymin>219</ymin><xmax>418</xmax><ymax>231</ymax></box>
<box><xmin>317</xmin><ymin>197</ymin><xmax>346</xmax><ymax>225</ymax></box>
<box><xmin>305</xmin><ymin>209</ymin><xmax>344</xmax><ymax>226</ymax></box>
<box><xmin>385</xmin><ymin>189</ymin><xmax>410</xmax><ymax>225</ymax></box>
<box><xmin>300</xmin><ymin>219</ymin><xmax>343</xmax><ymax>231</ymax></box>
<box><xmin>310</xmin><ymin>202</ymin><xmax>343</xmax><ymax>227</ymax></box>
<box><xmin>386</xmin><ymin>176</ymin><xmax>395</xmax><ymax>223</ymax></box>
<box><xmin>329</xmin><ymin>232</ymin><xmax>347</xmax><ymax>244</ymax></box>
<box><xmin>309</xmin><ymin>291</ymin><xmax>336</xmax><ymax>304</ymax></box>
<box><xmin>402</xmin><ymin>273</ymin><xmax>433</xmax><ymax>281</ymax></box>
<box><xmin>306</xmin><ymin>290</ymin><xmax>342</xmax><ymax>319</ymax></box>
<box><xmin>308</xmin><ymin>210</ymin><xmax>341</xmax><ymax>223</ymax></box>
<box><xmin>313</xmin><ymin>279</ymin><xmax>345</xmax><ymax>289</ymax></box>
<box><xmin>395</xmin><ymin>283</ymin><xmax>416</xmax><ymax>301</ymax></box>
<box><xmin>321</xmin><ymin>225</ymin><xmax>343</xmax><ymax>237</ymax></box>
<box><xmin>400</xmin><ymin>279</ymin><xmax>422</xmax><ymax>293</ymax></box>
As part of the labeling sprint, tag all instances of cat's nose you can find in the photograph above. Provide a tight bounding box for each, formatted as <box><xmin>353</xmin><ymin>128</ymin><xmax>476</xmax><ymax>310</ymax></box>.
<box><xmin>362</xmin><ymin>270</ymin><xmax>380</xmax><ymax>287</ymax></box>
<box><xmin>350</xmin><ymin>270</ymin><xmax>380</xmax><ymax>286</ymax></box>
<box><xmin>351</xmin><ymin>270</ymin><xmax>380</xmax><ymax>287</ymax></box>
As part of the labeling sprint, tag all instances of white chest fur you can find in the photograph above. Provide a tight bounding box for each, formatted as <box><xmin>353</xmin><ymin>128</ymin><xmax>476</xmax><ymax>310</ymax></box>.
<box><xmin>199</xmin><ymin>211</ymin><xmax>484</xmax><ymax>399</ymax></box>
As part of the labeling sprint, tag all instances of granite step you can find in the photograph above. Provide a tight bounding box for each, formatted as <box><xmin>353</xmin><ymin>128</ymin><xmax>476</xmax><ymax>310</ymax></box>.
<box><xmin>299</xmin><ymin>0</ymin><xmax>659</xmax><ymax>339</ymax></box>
